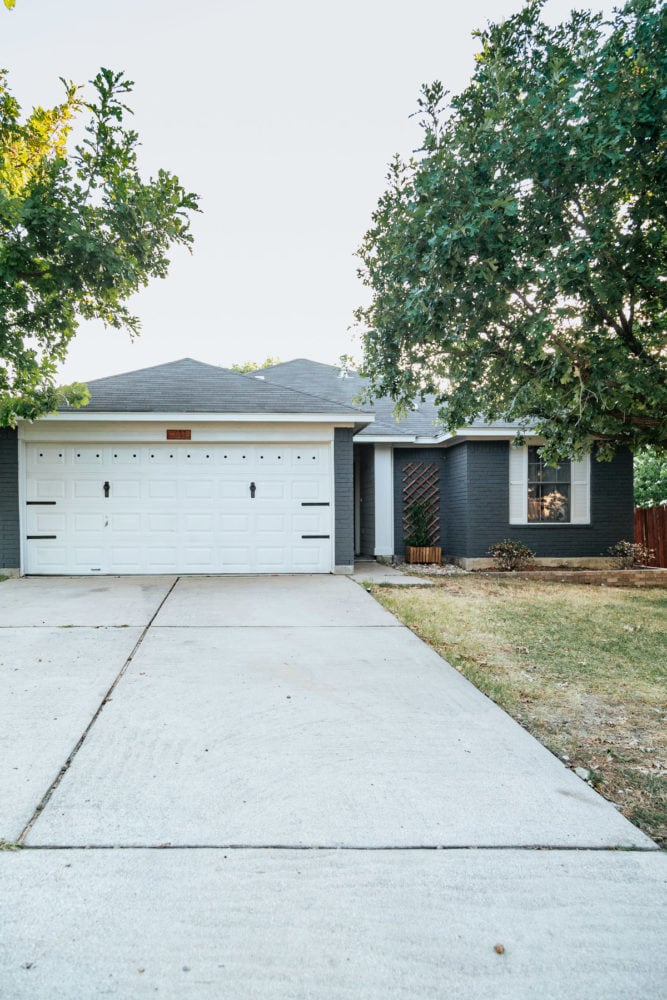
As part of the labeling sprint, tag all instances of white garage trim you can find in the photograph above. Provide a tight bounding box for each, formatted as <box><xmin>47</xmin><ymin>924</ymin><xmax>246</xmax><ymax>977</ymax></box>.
<box><xmin>20</xmin><ymin>433</ymin><xmax>336</xmax><ymax>576</ymax></box>
<box><xmin>19</xmin><ymin>421</ymin><xmax>345</xmax><ymax>443</ymax></box>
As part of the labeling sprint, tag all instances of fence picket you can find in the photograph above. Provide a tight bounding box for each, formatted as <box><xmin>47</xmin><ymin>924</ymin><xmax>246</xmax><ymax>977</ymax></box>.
<box><xmin>635</xmin><ymin>507</ymin><xmax>667</xmax><ymax>567</ymax></box>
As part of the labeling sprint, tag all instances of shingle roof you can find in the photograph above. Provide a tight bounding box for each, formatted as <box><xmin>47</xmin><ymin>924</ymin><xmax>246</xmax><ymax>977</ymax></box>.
<box><xmin>257</xmin><ymin>359</ymin><xmax>523</xmax><ymax>438</ymax></box>
<box><xmin>255</xmin><ymin>359</ymin><xmax>445</xmax><ymax>437</ymax></box>
<box><xmin>58</xmin><ymin>358</ymin><xmax>370</xmax><ymax>416</ymax></box>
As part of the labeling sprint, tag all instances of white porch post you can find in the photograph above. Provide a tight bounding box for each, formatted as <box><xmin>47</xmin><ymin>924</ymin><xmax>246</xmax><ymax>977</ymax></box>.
<box><xmin>374</xmin><ymin>445</ymin><xmax>395</xmax><ymax>557</ymax></box>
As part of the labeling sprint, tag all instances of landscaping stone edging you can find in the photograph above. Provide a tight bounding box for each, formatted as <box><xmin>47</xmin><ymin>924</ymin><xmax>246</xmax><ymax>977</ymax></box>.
<box><xmin>478</xmin><ymin>568</ymin><xmax>667</xmax><ymax>588</ymax></box>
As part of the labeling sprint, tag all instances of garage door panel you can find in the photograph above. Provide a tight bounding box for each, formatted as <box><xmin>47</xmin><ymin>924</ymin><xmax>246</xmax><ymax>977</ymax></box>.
<box><xmin>24</xmin><ymin>442</ymin><xmax>333</xmax><ymax>574</ymax></box>
<box><xmin>291</xmin><ymin>480</ymin><xmax>328</xmax><ymax>501</ymax></box>
<box><xmin>148</xmin><ymin>480</ymin><xmax>178</xmax><ymax>499</ymax></box>
<box><xmin>109</xmin><ymin>513</ymin><xmax>142</xmax><ymax>532</ymax></box>
<box><xmin>292</xmin><ymin>544</ymin><xmax>329</xmax><ymax>568</ymax></box>
<box><xmin>74</xmin><ymin>513</ymin><xmax>107</xmax><ymax>532</ymax></box>
<box><xmin>29</xmin><ymin>479</ymin><xmax>66</xmax><ymax>500</ymax></box>
<box><xmin>110</xmin><ymin>448</ymin><xmax>140</xmax><ymax>464</ymax></box>
<box><xmin>148</xmin><ymin>513</ymin><xmax>179</xmax><ymax>532</ymax></box>
<box><xmin>112</xmin><ymin>480</ymin><xmax>142</xmax><ymax>499</ymax></box>
<box><xmin>73</xmin><ymin>480</ymin><xmax>105</xmax><ymax>499</ymax></box>
<box><xmin>184</xmin><ymin>513</ymin><xmax>214</xmax><ymax>532</ymax></box>
<box><xmin>109</xmin><ymin>548</ymin><xmax>143</xmax><ymax>571</ymax></box>
<box><xmin>256</xmin><ymin>514</ymin><xmax>285</xmax><ymax>532</ymax></box>
<box><xmin>184</xmin><ymin>480</ymin><xmax>215</xmax><ymax>499</ymax></box>
<box><xmin>29</xmin><ymin>512</ymin><xmax>66</xmax><ymax>533</ymax></box>
<box><xmin>255</xmin><ymin>482</ymin><xmax>286</xmax><ymax>500</ymax></box>
<box><xmin>73</xmin><ymin>448</ymin><xmax>104</xmax><ymax>465</ymax></box>
<box><xmin>74</xmin><ymin>547</ymin><xmax>105</xmax><ymax>566</ymax></box>
<box><xmin>31</xmin><ymin>544</ymin><xmax>68</xmax><ymax>567</ymax></box>
<box><xmin>32</xmin><ymin>447</ymin><xmax>65</xmax><ymax>466</ymax></box>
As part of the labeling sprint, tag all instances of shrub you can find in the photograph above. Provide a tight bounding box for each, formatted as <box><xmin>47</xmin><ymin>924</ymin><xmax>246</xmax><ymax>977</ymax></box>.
<box><xmin>488</xmin><ymin>538</ymin><xmax>535</xmax><ymax>571</ymax></box>
<box><xmin>607</xmin><ymin>540</ymin><xmax>655</xmax><ymax>569</ymax></box>
<box><xmin>404</xmin><ymin>501</ymin><xmax>433</xmax><ymax>547</ymax></box>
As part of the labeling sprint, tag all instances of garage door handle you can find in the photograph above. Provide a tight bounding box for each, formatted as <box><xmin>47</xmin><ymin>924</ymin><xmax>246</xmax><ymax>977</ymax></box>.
<box><xmin>249</xmin><ymin>481</ymin><xmax>256</xmax><ymax>499</ymax></box>
<box><xmin>103</xmin><ymin>481</ymin><xmax>110</xmax><ymax>498</ymax></box>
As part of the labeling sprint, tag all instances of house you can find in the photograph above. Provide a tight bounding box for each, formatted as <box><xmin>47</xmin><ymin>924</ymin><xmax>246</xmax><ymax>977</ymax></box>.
<box><xmin>0</xmin><ymin>357</ymin><xmax>634</xmax><ymax>576</ymax></box>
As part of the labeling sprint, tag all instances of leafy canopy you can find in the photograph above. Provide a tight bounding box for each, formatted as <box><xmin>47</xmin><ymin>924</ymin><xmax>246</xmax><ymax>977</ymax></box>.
<box><xmin>357</xmin><ymin>0</ymin><xmax>666</xmax><ymax>461</ymax></box>
<box><xmin>0</xmin><ymin>68</ymin><xmax>199</xmax><ymax>425</ymax></box>
<box><xmin>634</xmin><ymin>447</ymin><xmax>667</xmax><ymax>506</ymax></box>
<box><xmin>230</xmin><ymin>356</ymin><xmax>282</xmax><ymax>373</ymax></box>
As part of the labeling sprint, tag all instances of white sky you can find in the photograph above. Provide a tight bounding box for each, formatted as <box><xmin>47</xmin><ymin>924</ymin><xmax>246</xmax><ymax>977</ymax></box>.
<box><xmin>4</xmin><ymin>0</ymin><xmax>615</xmax><ymax>383</ymax></box>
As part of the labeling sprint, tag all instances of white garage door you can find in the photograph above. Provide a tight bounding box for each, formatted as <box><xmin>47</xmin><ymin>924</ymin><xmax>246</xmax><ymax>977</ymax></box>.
<box><xmin>23</xmin><ymin>443</ymin><xmax>333</xmax><ymax>574</ymax></box>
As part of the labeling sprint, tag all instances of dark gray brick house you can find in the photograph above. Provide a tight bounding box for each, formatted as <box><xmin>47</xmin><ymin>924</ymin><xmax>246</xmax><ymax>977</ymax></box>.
<box><xmin>0</xmin><ymin>358</ymin><xmax>633</xmax><ymax>576</ymax></box>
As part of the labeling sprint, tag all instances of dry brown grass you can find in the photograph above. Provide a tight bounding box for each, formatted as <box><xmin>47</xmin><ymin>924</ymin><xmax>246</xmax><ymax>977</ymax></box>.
<box><xmin>371</xmin><ymin>577</ymin><xmax>667</xmax><ymax>846</ymax></box>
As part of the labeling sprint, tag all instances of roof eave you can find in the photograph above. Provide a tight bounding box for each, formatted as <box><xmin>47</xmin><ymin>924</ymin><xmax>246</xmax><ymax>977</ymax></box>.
<box><xmin>37</xmin><ymin>411</ymin><xmax>375</xmax><ymax>427</ymax></box>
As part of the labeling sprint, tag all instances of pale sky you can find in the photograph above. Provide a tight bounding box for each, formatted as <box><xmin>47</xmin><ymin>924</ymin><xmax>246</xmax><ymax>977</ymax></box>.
<box><xmin>4</xmin><ymin>0</ymin><xmax>616</xmax><ymax>384</ymax></box>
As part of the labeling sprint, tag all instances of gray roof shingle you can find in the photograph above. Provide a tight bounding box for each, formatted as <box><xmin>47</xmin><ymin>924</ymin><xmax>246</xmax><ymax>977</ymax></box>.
<box><xmin>58</xmin><ymin>358</ymin><xmax>370</xmax><ymax>416</ymax></box>
<box><xmin>255</xmin><ymin>359</ymin><xmax>445</xmax><ymax>437</ymax></box>
<box><xmin>256</xmin><ymin>359</ymin><xmax>524</xmax><ymax>438</ymax></box>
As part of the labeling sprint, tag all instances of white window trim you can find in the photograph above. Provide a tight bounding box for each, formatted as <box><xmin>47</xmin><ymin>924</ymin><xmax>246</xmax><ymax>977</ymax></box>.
<box><xmin>509</xmin><ymin>444</ymin><xmax>590</xmax><ymax>525</ymax></box>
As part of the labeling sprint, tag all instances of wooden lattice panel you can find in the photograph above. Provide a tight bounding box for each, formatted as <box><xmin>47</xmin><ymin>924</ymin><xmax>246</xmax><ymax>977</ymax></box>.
<box><xmin>402</xmin><ymin>462</ymin><xmax>440</xmax><ymax>545</ymax></box>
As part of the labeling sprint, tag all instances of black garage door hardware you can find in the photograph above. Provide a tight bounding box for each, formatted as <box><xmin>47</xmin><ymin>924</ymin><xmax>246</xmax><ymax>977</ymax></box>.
<box><xmin>301</xmin><ymin>534</ymin><xmax>330</xmax><ymax>539</ymax></box>
<box><xmin>26</xmin><ymin>500</ymin><xmax>57</xmax><ymax>505</ymax></box>
<box><xmin>301</xmin><ymin>502</ymin><xmax>330</xmax><ymax>506</ymax></box>
<box><xmin>27</xmin><ymin>535</ymin><xmax>57</xmax><ymax>540</ymax></box>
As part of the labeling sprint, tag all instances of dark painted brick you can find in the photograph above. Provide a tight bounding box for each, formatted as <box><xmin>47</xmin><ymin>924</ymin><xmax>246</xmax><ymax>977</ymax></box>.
<box><xmin>356</xmin><ymin>443</ymin><xmax>375</xmax><ymax>557</ymax></box>
<box><xmin>464</xmin><ymin>441</ymin><xmax>634</xmax><ymax>558</ymax></box>
<box><xmin>334</xmin><ymin>428</ymin><xmax>354</xmax><ymax>566</ymax></box>
<box><xmin>393</xmin><ymin>447</ymin><xmax>448</xmax><ymax>557</ymax></box>
<box><xmin>0</xmin><ymin>428</ymin><xmax>19</xmax><ymax>568</ymax></box>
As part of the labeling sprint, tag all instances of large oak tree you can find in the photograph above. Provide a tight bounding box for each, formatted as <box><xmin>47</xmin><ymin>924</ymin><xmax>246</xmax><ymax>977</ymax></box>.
<box><xmin>0</xmin><ymin>68</ymin><xmax>199</xmax><ymax>424</ymax></box>
<box><xmin>357</xmin><ymin>0</ymin><xmax>666</xmax><ymax>460</ymax></box>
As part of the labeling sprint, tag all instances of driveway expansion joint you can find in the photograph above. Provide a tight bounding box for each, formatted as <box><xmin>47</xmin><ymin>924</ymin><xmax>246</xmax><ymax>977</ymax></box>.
<box><xmin>16</xmin><ymin>577</ymin><xmax>180</xmax><ymax>846</ymax></box>
<box><xmin>17</xmin><ymin>843</ymin><xmax>661</xmax><ymax>852</ymax></box>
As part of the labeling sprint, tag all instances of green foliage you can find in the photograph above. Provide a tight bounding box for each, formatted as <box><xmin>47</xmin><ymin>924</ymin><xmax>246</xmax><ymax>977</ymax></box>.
<box><xmin>488</xmin><ymin>538</ymin><xmax>535</xmax><ymax>571</ymax></box>
<box><xmin>634</xmin><ymin>447</ymin><xmax>667</xmax><ymax>506</ymax></box>
<box><xmin>607</xmin><ymin>539</ymin><xmax>654</xmax><ymax>568</ymax></box>
<box><xmin>404</xmin><ymin>501</ymin><xmax>434</xmax><ymax>547</ymax></box>
<box><xmin>0</xmin><ymin>68</ymin><xmax>199</xmax><ymax>425</ymax></box>
<box><xmin>357</xmin><ymin>0</ymin><xmax>667</xmax><ymax>462</ymax></box>
<box><xmin>230</xmin><ymin>357</ymin><xmax>281</xmax><ymax>373</ymax></box>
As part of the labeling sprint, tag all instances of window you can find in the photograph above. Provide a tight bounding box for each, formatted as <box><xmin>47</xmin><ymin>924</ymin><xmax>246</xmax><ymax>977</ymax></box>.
<box><xmin>509</xmin><ymin>445</ymin><xmax>590</xmax><ymax>524</ymax></box>
<box><xmin>527</xmin><ymin>447</ymin><xmax>570</xmax><ymax>522</ymax></box>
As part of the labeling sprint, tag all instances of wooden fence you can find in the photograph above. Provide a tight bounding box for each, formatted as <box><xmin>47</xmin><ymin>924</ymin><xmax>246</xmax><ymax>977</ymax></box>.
<box><xmin>634</xmin><ymin>507</ymin><xmax>667</xmax><ymax>567</ymax></box>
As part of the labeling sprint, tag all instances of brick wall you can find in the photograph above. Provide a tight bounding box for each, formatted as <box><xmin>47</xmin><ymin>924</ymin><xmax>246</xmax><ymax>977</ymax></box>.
<box><xmin>0</xmin><ymin>428</ymin><xmax>19</xmax><ymax>570</ymax></box>
<box><xmin>356</xmin><ymin>443</ymin><xmax>375</xmax><ymax>557</ymax></box>
<box><xmin>392</xmin><ymin>447</ymin><xmax>448</xmax><ymax>558</ymax></box>
<box><xmin>464</xmin><ymin>441</ymin><xmax>635</xmax><ymax>558</ymax></box>
<box><xmin>334</xmin><ymin>428</ymin><xmax>354</xmax><ymax>567</ymax></box>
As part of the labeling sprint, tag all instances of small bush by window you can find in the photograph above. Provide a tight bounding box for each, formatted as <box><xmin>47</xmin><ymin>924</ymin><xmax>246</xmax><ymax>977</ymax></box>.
<box><xmin>488</xmin><ymin>539</ymin><xmax>536</xmax><ymax>571</ymax></box>
<box><xmin>607</xmin><ymin>540</ymin><xmax>654</xmax><ymax>569</ymax></box>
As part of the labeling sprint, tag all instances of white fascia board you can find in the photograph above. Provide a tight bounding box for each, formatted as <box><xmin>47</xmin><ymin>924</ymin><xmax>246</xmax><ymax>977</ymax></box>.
<box><xmin>354</xmin><ymin>434</ymin><xmax>418</xmax><ymax>444</ymax></box>
<box><xmin>355</xmin><ymin>426</ymin><xmax>526</xmax><ymax>445</ymax></box>
<box><xmin>33</xmin><ymin>411</ymin><xmax>365</xmax><ymax>425</ymax></box>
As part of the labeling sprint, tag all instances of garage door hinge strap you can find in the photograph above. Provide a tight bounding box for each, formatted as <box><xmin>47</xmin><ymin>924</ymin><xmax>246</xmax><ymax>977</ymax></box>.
<box><xmin>301</xmin><ymin>502</ymin><xmax>329</xmax><ymax>506</ymax></box>
<box><xmin>26</xmin><ymin>500</ymin><xmax>57</xmax><ymax>505</ymax></box>
<box><xmin>301</xmin><ymin>534</ymin><xmax>330</xmax><ymax>539</ymax></box>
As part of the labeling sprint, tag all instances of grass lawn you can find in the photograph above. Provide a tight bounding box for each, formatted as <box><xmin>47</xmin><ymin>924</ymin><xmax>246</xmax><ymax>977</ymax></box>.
<box><xmin>371</xmin><ymin>577</ymin><xmax>666</xmax><ymax>847</ymax></box>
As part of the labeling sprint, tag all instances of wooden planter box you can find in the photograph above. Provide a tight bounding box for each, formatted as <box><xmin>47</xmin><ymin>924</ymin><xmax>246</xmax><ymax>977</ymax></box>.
<box><xmin>405</xmin><ymin>546</ymin><xmax>442</xmax><ymax>565</ymax></box>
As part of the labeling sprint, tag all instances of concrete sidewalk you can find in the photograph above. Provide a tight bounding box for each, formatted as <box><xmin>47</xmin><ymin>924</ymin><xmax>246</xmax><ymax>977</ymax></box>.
<box><xmin>0</xmin><ymin>574</ymin><xmax>664</xmax><ymax>998</ymax></box>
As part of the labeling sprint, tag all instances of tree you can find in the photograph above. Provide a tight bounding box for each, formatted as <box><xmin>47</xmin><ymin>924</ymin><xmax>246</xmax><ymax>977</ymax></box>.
<box><xmin>0</xmin><ymin>68</ymin><xmax>199</xmax><ymax>424</ymax></box>
<box><xmin>634</xmin><ymin>447</ymin><xmax>667</xmax><ymax>506</ymax></box>
<box><xmin>231</xmin><ymin>357</ymin><xmax>281</xmax><ymax>373</ymax></box>
<box><xmin>357</xmin><ymin>0</ymin><xmax>666</xmax><ymax>461</ymax></box>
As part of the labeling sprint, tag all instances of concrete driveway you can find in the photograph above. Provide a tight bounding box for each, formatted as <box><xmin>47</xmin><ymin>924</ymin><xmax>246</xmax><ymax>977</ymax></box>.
<box><xmin>0</xmin><ymin>574</ymin><xmax>664</xmax><ymax>998</ymax></box>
